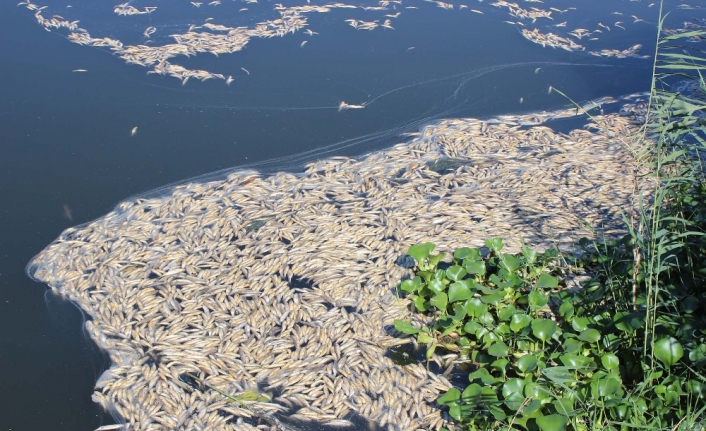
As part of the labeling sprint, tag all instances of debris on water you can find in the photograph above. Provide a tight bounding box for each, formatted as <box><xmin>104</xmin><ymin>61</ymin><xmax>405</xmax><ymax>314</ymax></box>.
<box><xmin>425</xmin><ymin>157</ymin><xmax>470</xmax><ymax>173</ymax></box>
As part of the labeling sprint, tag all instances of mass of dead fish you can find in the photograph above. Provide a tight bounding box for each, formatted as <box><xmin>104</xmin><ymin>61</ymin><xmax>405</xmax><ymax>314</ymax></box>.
<box><xmin>28</xmin><ymin>96</ymin><xmax>655</xmax><ymax>431</ymax></box>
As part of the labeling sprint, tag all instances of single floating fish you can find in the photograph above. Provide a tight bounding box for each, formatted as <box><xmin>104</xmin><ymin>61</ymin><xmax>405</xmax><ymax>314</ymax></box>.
<box><xmin>338</xmin><ymin>101</ymin><xmax>365</xmax><ymax>112</ymax></box>
<box><xmin>131</xmin><ymin>126</ymin><xmax>138</xmax><ymax>136</ymax></box>
<box><xmin>72</xmin><ymin>69</ymin><xmax>87</xmax><ymax>72</ymax></box>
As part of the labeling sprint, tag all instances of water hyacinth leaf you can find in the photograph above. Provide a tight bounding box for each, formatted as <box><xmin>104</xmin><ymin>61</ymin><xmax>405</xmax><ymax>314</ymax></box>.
<box><xmin>485</xmin><ymin>238</ymin><xmax>504</xmax><ymax>253</ymax></box>
<box><xmin>502</xmin><ymin>378</ymin><xmax>526</xmax><ymax>398</ymax></box>
<box><xmin>578</xmin><ymin>329</ymin><xmax>601</xmax><ymax>344</ymax></box>
<box><xmin>687</xmin><ymin>380</ymin><xmax>705</xmax><ymax>398</ymax></box>
<box><xmin>491</xmin><ymin>358</ymin><xmax>509</xmax><ymax>374</ymax></box>
<box><xmin>428</xmin><ymin>252</ymin><xmax>445</xmax><ymax>268</ymax></box>
<box><xmin>689</xmin><ymin>344</ymin><xmax>706</xmax><ymax>363</ymax></box>
<box><xmin>407</xmin><ymin>243</ymin><xmax>434</xmax><ymax>262</ymax></box>
<box><xmin>469</xmin><ymin>368</ymin><xmax>499</xmax><ymax>385</ymax></box>
<box><xmin>448</xmin><ymin>282</ymin><xmax>473</xmax><ymax>303</ymax></box>
<box><xmin>417</xmin><ymin>332</ymin><xmax>433</xmax><ymax>344</ymax></box>
<box><xmin>500</xmin><ymin>254</ymin><xmax>520</xmax><ymax>272</ymax></box>
<box><xmin>465</xmin><ymin>298</ymin><xmax>487</xmax><ymax>317</ymax></box>
<box><xmin>451</xmin><ymin>303</ymin><xmax>467</xmax><ymax>321</ymax></box>
<box><xmin>437</xmin><ymin>387</ymin><xmax>461</xmax><ymax>406</ymax></box>
<box><xmin>446</xmin><ymin>265</ymin><xmax>467</xmax><ymax>282</ymax></box>
<box><xmin>562</xmin><ymin>338</ymin><xmax>582</xmax><ymax>353</ymax></box>
<box><xmin>599</xmin><ymin>353</ymin><xmax>619</xmax><ymax>370</ymax></box>
<box><xmin>394</xmin><ymin>320</ymin><xmax>420</xmax><ymax>334</ymax></box>
<box><xmin>536</xmin><ymin>414</ymin><xmax>568</xmax><ymax>431</ymax></box>
<box><xmin>510</xmin><ymin>314</ymin><xmax>532</xmax><ymax>332</ymax></box>
<box><xmin>399</xmin><ymin>276</ymin><xmax>421</xmax><ymax>293</ymax></box>
<box><xmin>481</xmin><ymin>292</ymin><xmax>504</xmax><ymax>306</ymax></box>
<box><xmin>522</xmin><ymin>399</ymin><xmax>542</xmax><ymax>415</ymax></box>
<box><xmin>571</xmin><ymin>317</ymin><xmax>590</xmax><ymax>332</ymax></box>
<box><xmin>558</xmin><ymin>301</ymin><xmax>574</xmax><ymax>319</ymax></box>
<box><xmin>428</xmin><ymin>279</ymin><xmax>445</xmax><ymax>294</ymax></box>
<box><xmin>517</xmin><ymin>354</ymin><xmax>538</xmax><ymax>373</ymax></box>
<box><xmin>453</xmin><ymin>247</ymin><xmax>478</xmax><ymax>261</ymax></box>
<box><xmin>464</xmin><ymin>320</ymin><xmax>482</xmax><ymax>334</ymax></box>
<box><xmin>478</xmin><ymin>312</ymin><xmax>495</xmax><ymax>326</ymax></box>
<box><xmin>497</xmin><ymin>305</ymin><xmax>516</xmax><ymax>321</ymax></box>
<box><xmin>525</xmin><ymin>382</ymin><xmax>551</xmax><ymax>400</ymax></box>
<box><xmin>613</xmin><ymin>311</ymin><xmax>644</xmax><ymax>333</ymax></box>
<box><xmin>426</xmin><ymin>341</ymin><xmax>437</xmax><ymax>361</ymax></box>
<box><xmin>654</xmin><ymin>337</ymin><xmax>684</xmax><ymax>368</ymax></box>
<box><xmin>504</xmin><ymin>392</ymin><xmax>525</xmax><ymax>411</ymax></box>
<box><xmin>591</xmin><ymin>376</ymin><xmax>621</xmax><ymax>398</ymax></box>
<box><xmin>531</xmin><ymin>319</ymin><xmax>557</xmax><ymax>342</ymax></box>
<box><xmin>488</xmin><ymin>341</ymin><xmax>510</xmax><ymax>357</ymax></box>
<box><xmin>448</xmin><ymin>405</ymin><xmax>462</xmax><ymax>422</ymax></box>
<box><xmin>552</xmin><ymin>398</ymin><xmax>574</xmax><ymax>415</ymax></box>
<box><xmin>464</xmin><ymin>260</ymin><xmax>486</xmax><ymax>275</ymax></box>
<box><xmin>522</xmin><ymin>245</ymin><xmax>538</xmax><ymax>264</ymax></box>
<box><xmin>462</xmin><ymin>383</ymin><xmax>482</xmax><ymax>402</ymax></box>
<box><xmin>429</xmin><ymin>292</ymin><xmax>448</xmax><ymax>310</ymax></box>
<box><xmin>529</xmin><ymin>289</ymin><xmax>549</xmax><ymax>308</ymax></box>
<box><xmin>559</xmin><ymin>353</ymin><xmax>593</xmax><ymax>367</ymax></box>
<box><xmin>413</xmin><ymin>296</ymin><xmax>429</xmax><ymax>312</ymax></box>
<box><xmin>536</xmin><ymin>273</ymin><xmax>559</xmax><ymax>289</ymax></box>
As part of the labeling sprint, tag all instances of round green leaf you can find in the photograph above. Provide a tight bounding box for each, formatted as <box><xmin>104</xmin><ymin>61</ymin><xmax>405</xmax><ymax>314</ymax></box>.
<box><xmin>578</xmin><ymin>329</ymin><xmax>601</xmax><ymax>344</ymax></box>
<box><xmin>488</xmin><ymin>341</ymin><xmax>510</xmax><ymax>357</ymax></box>
<box><xmin>654</xmin><ymin>337</ymin><xmax>684</xmax><ymax>368</ymax></box>
<box><xmin>510</xmin><ymin>314</ymin><xmax>532</xmax><ymax>332</ymax></box>
<box><xmin>429</xmin><ymin>292</ymin><xmax>448</xmax><ymax>310</ymax></box>
<box><xmin>438</xmin><ymin>388</ymin><xmax>461</xmax><ymax>406</ymax></box>
<box><xmin>517</xmin><ymin>354</ymin><xmax>538</xmax><ymax>373</ymax></box>
<box><xmin>407</xmin><ymin>243</ymin><xmax>435</xmax><ymax>262</ymax></box>
<box><xmin>689</xmin><ymin>344</ymin><xmax>706</xmax><ymax>363</ymax></box>
<box><xmin>571</xmin><ymin>317</ymin><xmax>590</xmax><ymax>332</ymax></box>
<box><xmin>525</xmin><ymin>382</ymin><xmax>551</xmax><ymax>401</ymax></box>
<box><xmin>504</xmin><ymin>392</ymin><xmax>526</xmax><ymax>411</ymax></box>
<box><xmin>428</xmin><ymin>279</ymin><xmax>445</xmax><ymax>293</ymax></box>
<box><xmin>601</xmin><ymin>353</ymin><xmax>619</xmax><ymax>370</ymax></box>
<box><xmin>562</xmin><ymin>338</ymin><xmax>583</xmax><ymax>353</ymax></box>
<box><xmin>465</xmin><ymin>298</ymin><xmax>487</xmax><ymax>317</ymax></box>
<box><xmin>536</xmin><ymin>414</ymin><xmax>568</xmax><ymax>431</ymax></box>
<box><xmin>448</xmin><ymin>281</ymin><xmax>473</xmax><ymax>303</ymax></box>
<box><xmin>500</xmin><ymin>254</ymin><xmax>520</xmax><ymax>272</ymax></box>
<box><xmin>454</xmin><ymin>247</ymin><xmax>479</xmax><ymax>261</ymax></box>
<box><xmin>529</xmin><ymin>289</ymin><xmax>549</xmax><ymax>308</ymax></box>
<box><xmin>464</xmin><ymin>260</ymin><xmax>486</xmax><ymax>275</ymax></box>
<box><xmin>536</xmin><ymin>273</ymin><xmax>559</xmax><ymax>289</ymax></box>
<box><xmin>485</xmin><ymin>238</ymin><xmax>504</xmax><ymax>252</ymax></box>
<box><xmin>399</xmin><ymin>276</ymin><xmax>421</xmax><ymax>293</ymax></box>
<box><xmin>462</xmin><ymin>383</ymin><xmax>482</xmax><ymax>402</ymax></box>
<box><xmin>497</xmin><ymin>305</ymin><xmax>516</xmax><ymax>321</ymax></box>
<box><xmin>591</xmin><ymin>377</ymin><xmax>621</xmax><ymax>398</ymax></box>
<box><xmin>446</xmin><ymin>265</ymin><xmax>467</xmax><ymax>282</ymax></box>
<box><xmin>502</xmin><ymin>378</ymin><xmax>526</xmax><ymax>397</ymax></box>
<box><xmin>531</xmin><ymin>319</ymin><xmax>557</xmax><ymax>342</ymax></box>
<box><xmin>559</xmin><ymin>353</ymin><xmax>593</xmax><ymax>368</ymax></box>
<box><xmin>394</xmin><ymin>320</ymin><xmax>420</xmax><ymax>335</ymax></box>
<box><xmin>558</xmin><ymin>301</ymin><xmax>574</xmax><ymax>319</ymax></box>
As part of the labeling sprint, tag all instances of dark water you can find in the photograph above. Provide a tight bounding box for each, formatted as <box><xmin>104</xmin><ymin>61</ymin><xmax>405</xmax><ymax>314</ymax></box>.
<box><xmin>0</xmin><ymin>0</ymin><xmax>702</xmax><ymax>429</ymax></box>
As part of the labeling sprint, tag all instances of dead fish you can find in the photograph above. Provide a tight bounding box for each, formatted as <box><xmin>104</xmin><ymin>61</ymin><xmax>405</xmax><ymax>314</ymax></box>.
<box><xmin>62</xmin><ymin>204</ymin><xmax>73</xmax><ymax>221</ymax></box>
<box><xmin>131</xmin><ymin>126</ymin><xmax>138</xmax><ymax>136</ymax></box>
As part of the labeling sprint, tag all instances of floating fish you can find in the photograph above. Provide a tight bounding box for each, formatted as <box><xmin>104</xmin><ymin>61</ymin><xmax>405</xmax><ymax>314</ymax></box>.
<box><xmin>131</xmin><ymin>126</ymin><xmax>138</xmax><ymax>136</ymax></box>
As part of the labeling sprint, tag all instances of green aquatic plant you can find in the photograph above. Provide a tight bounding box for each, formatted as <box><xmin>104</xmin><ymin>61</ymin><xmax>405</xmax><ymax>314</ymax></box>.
<box><xmin>395</xmin><ymin>237</ymin><xmax>706</xmax><ymax>431</ymax></box>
